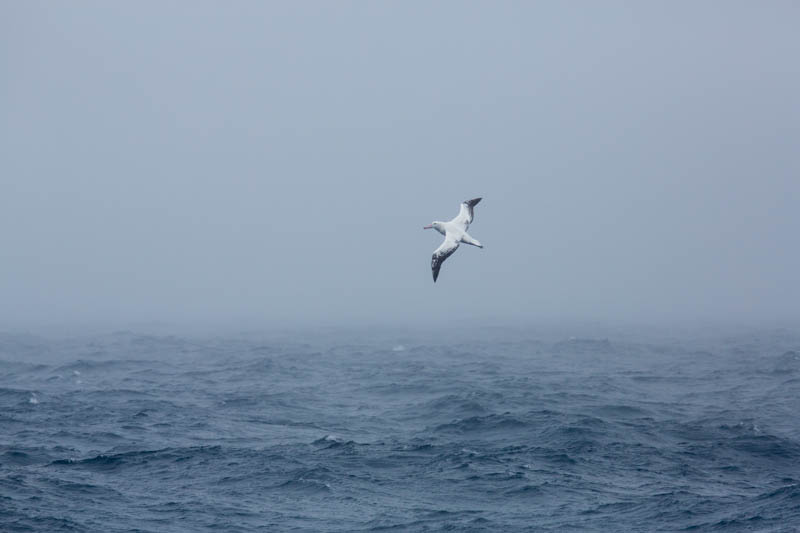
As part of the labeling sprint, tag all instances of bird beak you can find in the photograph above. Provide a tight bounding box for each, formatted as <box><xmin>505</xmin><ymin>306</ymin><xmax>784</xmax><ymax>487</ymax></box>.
<box><xmin>423</xmin><ymin>225</ymin><xmax>432</xmax><ymax>229</ymax></box>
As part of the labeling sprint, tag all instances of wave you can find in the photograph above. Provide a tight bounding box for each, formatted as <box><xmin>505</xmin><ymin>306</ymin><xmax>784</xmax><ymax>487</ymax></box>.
<box><xmin>49</xmin><ymin>446</ymin><xmax>224</xmax><ymax>473</ymax></box>
<box><xmin>770</xmin><ymin>350</ymin><xmax>800</xmax><ymax>374</ymax></box>
<box><xmin>1</xmin><ymin>447</ymin><xmax>56</xmax><ymax>466</ymax></box>
<box><xmin>53</xmin><ymin>359</ymin><xmax>166</xmax><ymax>373</ymax></box>
<box><xmin>432</xmin><ymin>413</ymin><xmax>528</xmax><ymax>435</ymax></box>
<box><xmin>272</xmin><ymin>466</ymin><xmax>334</xmax><ymax>494</ymax></box>
<box><xmin>0</xmin><ymin>514</ymin><xmax>85</xmax><ymax>532</ymax></box>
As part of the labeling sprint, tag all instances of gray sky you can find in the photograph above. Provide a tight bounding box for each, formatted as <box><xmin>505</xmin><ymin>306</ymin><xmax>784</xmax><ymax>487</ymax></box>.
<box><xmin>2</xmin><ymin>1</ymin><xmax>799</xmax><ymax>327</ymax></box>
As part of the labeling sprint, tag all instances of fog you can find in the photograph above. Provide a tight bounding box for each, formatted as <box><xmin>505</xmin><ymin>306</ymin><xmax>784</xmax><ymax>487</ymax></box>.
<box><xmin>2</xmin><ymin>2</ymin><xmax>798</xmax><ymax>328</ymax></box>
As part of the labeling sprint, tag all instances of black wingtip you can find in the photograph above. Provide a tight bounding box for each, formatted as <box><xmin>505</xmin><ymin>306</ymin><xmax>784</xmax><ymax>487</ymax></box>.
<box><xmin>465</xmin><ymin>197</ymin><xmax>482</xmax><ymax>207</ymax></box>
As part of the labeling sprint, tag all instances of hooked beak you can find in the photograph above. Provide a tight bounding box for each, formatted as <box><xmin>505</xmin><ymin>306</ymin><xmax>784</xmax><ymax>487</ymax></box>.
<box><xmin>423</xmin><ymin>225</ymin><xmax>432</xmax><ymax>229</ymax></box>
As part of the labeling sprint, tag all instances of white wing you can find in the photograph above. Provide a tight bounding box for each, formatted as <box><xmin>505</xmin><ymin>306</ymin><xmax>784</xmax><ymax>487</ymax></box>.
<box><xmin>450</xmin><ymin>197</ymin><xmax>482</xmax><ymax>231</ymax></box>
<box><xmin>431</xmin><ymin>234</ymin><xmax>460</xmax><ymax>282</ymax></box>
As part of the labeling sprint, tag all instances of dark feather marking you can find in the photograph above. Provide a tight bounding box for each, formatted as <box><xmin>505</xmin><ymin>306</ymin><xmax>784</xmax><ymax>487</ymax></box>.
<box><xmin>431</xmin><ymin>244</ymin><xmax>458</xmax><ymax>282</ymax></box>
<box><xmin>463</xmin><ymin>197</ymin><xmax>482</xmax><ymax>221</ymax></box>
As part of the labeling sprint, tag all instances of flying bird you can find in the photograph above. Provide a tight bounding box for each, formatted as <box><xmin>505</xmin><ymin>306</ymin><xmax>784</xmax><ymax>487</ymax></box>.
<box><xmin>424</xmin><ymin>198</ymin><xmax>483</xmax><ymax>282</ymax></box>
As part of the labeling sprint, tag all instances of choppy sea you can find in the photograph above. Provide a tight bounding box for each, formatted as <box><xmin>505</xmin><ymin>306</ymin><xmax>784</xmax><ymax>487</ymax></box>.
<box><xmin>1</xmin><ymin>325</ymin><xmax>799</xmax><ymax>532</ymax></box>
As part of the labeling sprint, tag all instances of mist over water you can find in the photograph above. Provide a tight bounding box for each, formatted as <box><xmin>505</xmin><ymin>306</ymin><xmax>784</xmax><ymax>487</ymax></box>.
<box><xmin>2</xmin><ymin>326</ymin><xmax>800</xmax><ymax>531</ymax></box>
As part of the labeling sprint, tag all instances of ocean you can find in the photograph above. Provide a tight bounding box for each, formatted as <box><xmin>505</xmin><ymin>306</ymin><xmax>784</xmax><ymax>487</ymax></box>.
<box><xmin>1</xmin><ymin>325</ymin><xmax>799</xmax><ymax>532</ymax></box>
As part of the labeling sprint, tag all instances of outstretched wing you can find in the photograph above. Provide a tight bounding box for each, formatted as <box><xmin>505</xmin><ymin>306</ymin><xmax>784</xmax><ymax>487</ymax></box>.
<box><xmin>450</xmin><ymin>197</ymin><xmax>482</xmax><ymax>230</ymax></box>
<box><xmin>431</xmin><ymin>235</ymin><xmax>460</xmax><ymax>282</ymax></box>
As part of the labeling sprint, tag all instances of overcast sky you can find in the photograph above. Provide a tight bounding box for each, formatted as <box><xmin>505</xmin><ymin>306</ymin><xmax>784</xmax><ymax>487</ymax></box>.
<box><xmin>2</xmin><ymin>1</ymin><xmax>799</xmax><ymax>328</ymax></box>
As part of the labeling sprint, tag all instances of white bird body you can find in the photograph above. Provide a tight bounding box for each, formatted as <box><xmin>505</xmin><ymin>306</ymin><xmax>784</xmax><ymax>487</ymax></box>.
<box><xmin>424</xmin><ymin>198</ymin><xmax>483</xmax><ymax>282</ymax></box>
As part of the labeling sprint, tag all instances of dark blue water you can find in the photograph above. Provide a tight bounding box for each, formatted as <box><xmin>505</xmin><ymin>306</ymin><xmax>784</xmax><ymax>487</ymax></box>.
<box><xmin>2</xmin><ymin>326</ymin><xmax>799</xmax><ymax>532</ymax></box>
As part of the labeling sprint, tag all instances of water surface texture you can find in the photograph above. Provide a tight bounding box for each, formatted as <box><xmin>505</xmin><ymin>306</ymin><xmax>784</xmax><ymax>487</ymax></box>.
<box><xmin>2</xmin><ymin>327</ymin><xmax>799</xmax><ymax>531</ymax></box>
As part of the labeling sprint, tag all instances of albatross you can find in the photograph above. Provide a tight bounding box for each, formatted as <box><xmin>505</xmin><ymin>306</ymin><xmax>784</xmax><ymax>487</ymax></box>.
<box><xmin>424</xmin><ymin>198</ymin><xmax>483</xmax><ymax>282</ymax></box>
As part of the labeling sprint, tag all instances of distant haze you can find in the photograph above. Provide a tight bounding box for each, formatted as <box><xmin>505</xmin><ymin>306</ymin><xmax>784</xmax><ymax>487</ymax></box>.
<box><xmin>2</xmin><ymin>2</ymin><xmax>799</xmax><ymax>328</ymax></box>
